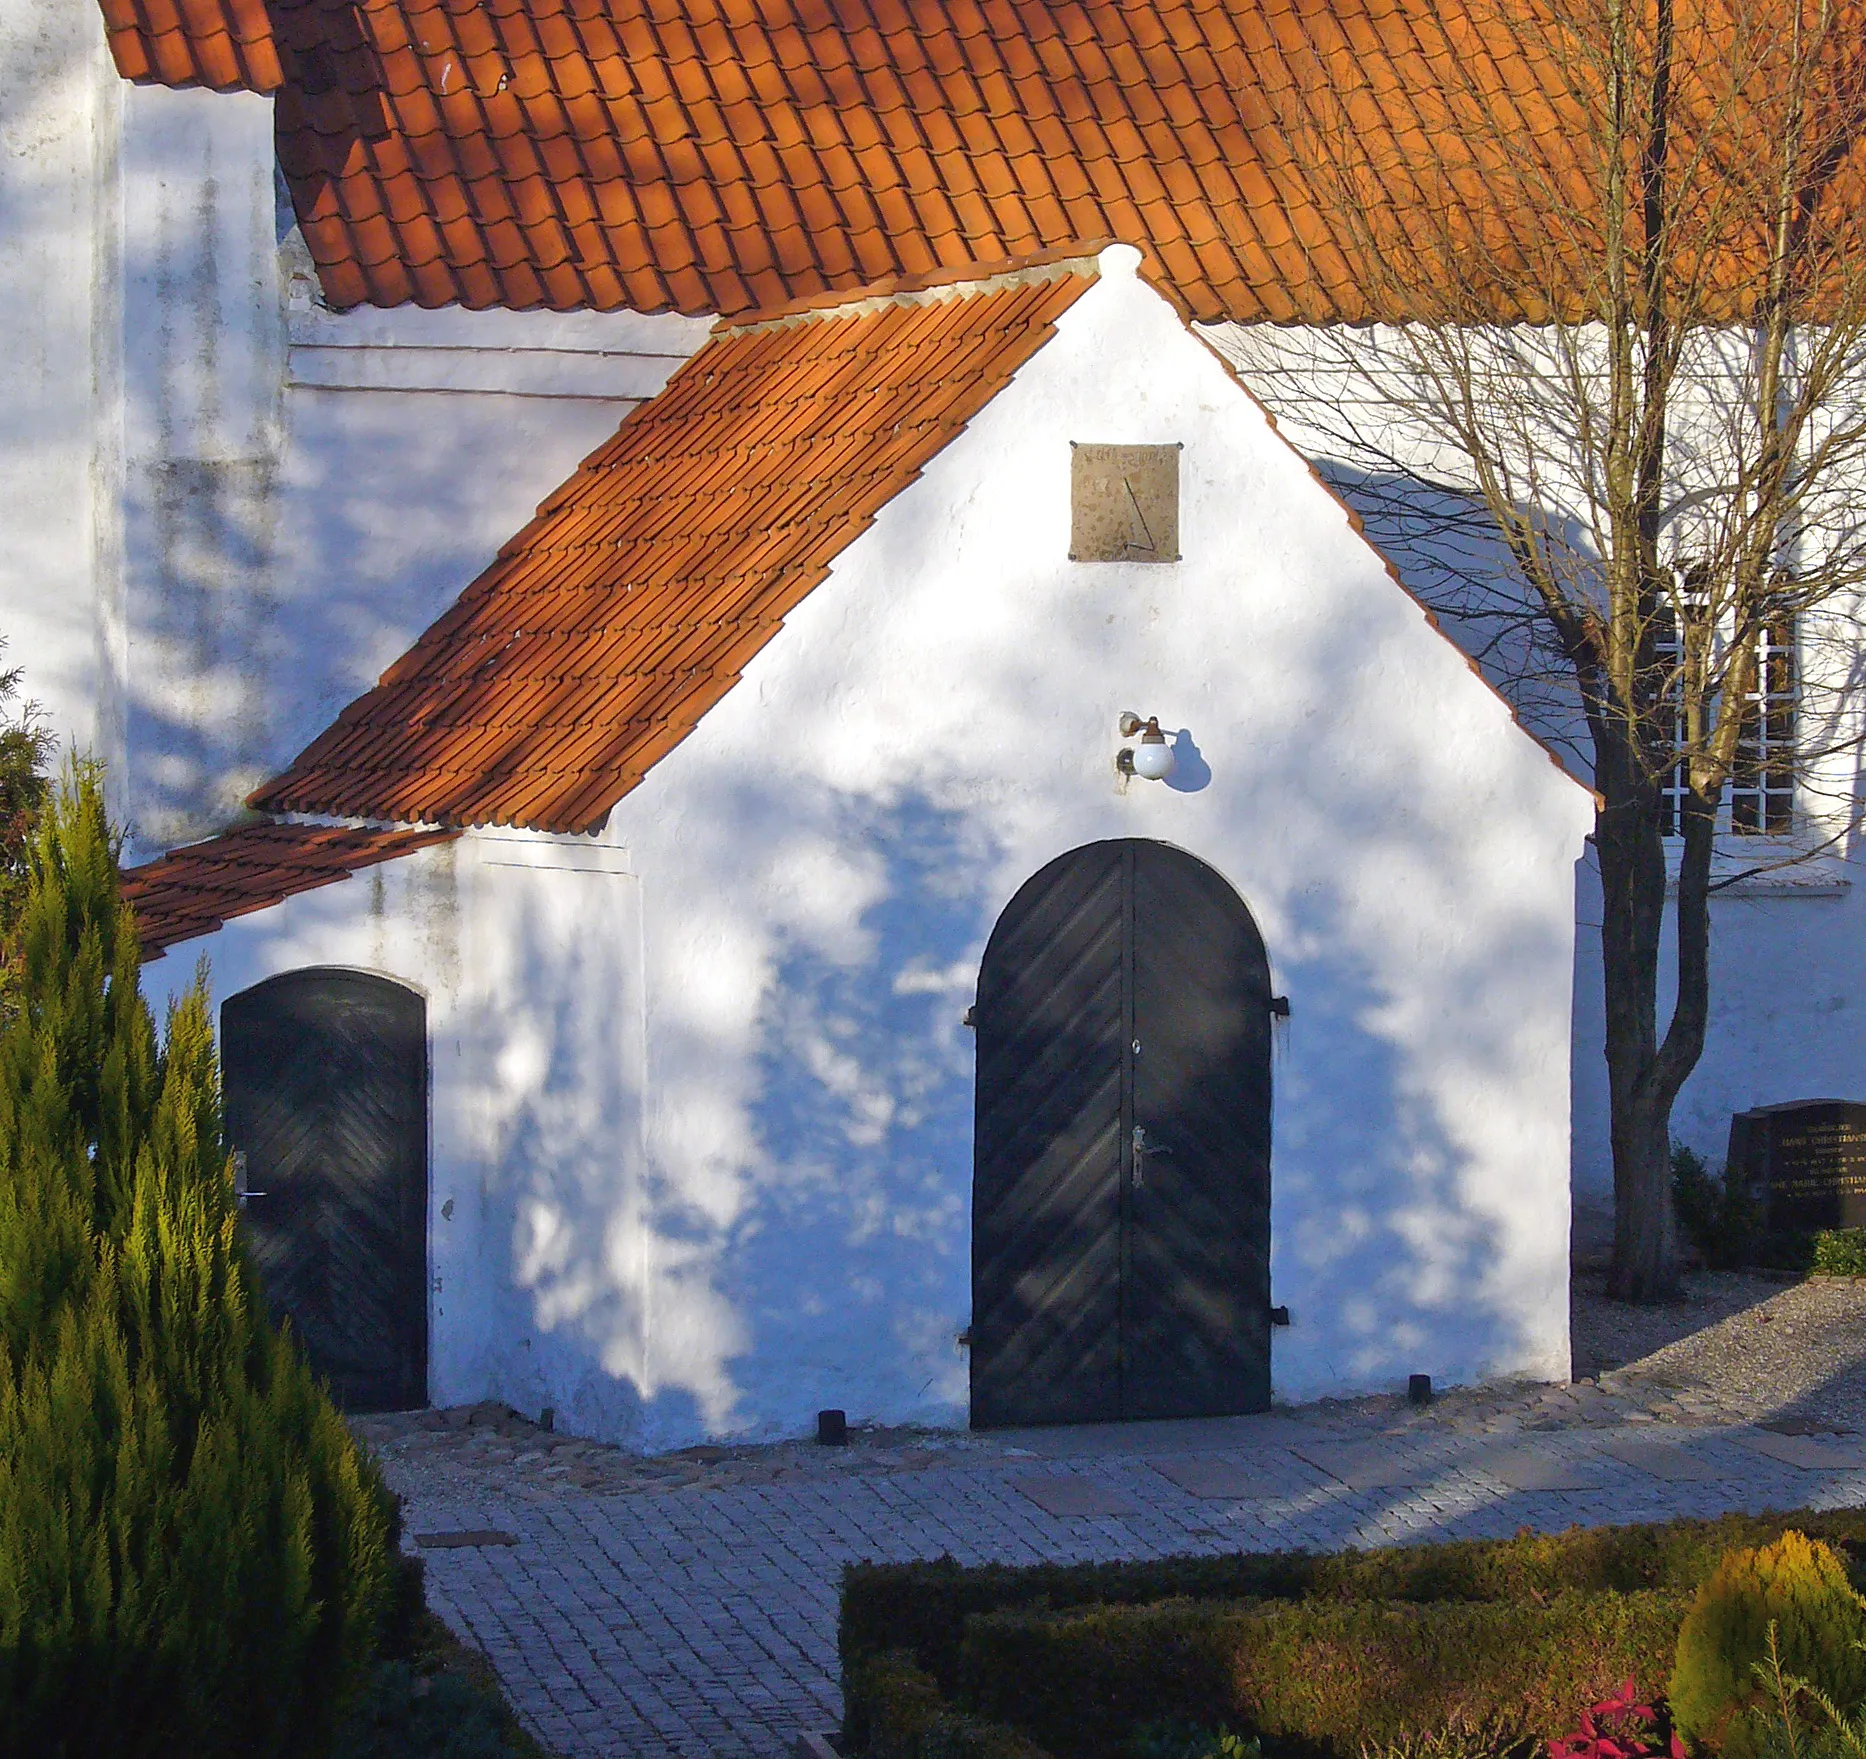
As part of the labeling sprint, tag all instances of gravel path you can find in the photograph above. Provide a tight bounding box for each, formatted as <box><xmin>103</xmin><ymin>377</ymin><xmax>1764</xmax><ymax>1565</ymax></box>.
<box><xmin>1575</xmin><ymin>1268</ymin><xmax>1866</xmax><ymax>1429</ymax></box>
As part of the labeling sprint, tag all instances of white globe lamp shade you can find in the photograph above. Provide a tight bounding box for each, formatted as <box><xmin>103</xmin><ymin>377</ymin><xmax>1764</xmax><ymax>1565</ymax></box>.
<box><xmin>1131</xmin><ymin>723</ymin><xmax>1175</xmax><ymax>781</ymax></box>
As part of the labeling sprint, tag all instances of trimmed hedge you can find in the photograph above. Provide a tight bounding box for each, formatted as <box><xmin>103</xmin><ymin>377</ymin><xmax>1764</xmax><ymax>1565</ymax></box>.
<box><xmin>841</xmin><ymin>1508</ymin><xmax>1866</xmax><ymax>1755</ymax></box>
<box><xmin>842</xmin><ymin>1508</ymin><xmax>1866</xmax><ymax>1700</ymax></box>
<box><xmin>850</xmin><ymin>1650</ymin><xmax>1055</xmax><ymax>1759</ymax></box>
<box><xmin>956</xmin><ymin>1589</ymin><xmax>1687</xmax><ymax>1759</ymax></box>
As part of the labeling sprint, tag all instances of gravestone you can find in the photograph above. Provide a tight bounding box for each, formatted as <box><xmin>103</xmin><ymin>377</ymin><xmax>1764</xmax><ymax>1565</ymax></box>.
<box><xmin>1727</xmin><ymin>1100</ymin><xmax>1866</xmax><ymax>1230</ymax></box>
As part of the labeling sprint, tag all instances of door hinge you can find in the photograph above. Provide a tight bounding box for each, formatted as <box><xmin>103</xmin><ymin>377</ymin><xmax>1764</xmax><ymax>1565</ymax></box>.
<box><xmin>1269</xmin><ymin>995</ymin><xmax>1291</xmax><ymax>1018</ymax></box>
<box><xmin>1269</xmin><ymin>1304</ymin><xmax>1291</xmax><ymax>1327</ymax></box>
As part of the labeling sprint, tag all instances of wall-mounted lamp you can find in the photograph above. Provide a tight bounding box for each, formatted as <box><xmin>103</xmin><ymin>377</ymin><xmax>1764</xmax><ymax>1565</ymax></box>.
<box><xmin>1117</xmin><ymin>712</ymin><xmax>1176</xmax><ymax>782</ymax></box>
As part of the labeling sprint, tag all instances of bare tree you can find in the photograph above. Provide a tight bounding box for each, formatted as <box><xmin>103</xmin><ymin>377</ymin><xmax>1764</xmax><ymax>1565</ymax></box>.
<box><xmin>1225</xmin><ymin>0</ymin><xmax>1866</xmax><ymax>1298</ymax></box>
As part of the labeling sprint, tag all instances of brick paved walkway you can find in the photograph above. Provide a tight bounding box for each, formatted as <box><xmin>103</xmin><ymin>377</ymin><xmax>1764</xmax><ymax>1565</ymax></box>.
<box><xmin>376</xmin><ymin>1409</ymin><xmax>1866</xmax><ymax>1759</ymax></box>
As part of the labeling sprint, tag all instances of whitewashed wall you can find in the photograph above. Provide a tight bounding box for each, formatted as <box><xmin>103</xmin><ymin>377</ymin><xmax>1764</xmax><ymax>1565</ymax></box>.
<box><xmin>150</xmin><ymin>259</ymin><xmax>1592</xmax><ymax>1450</ymax></box>
<box><xmin>119</xmin><ymin>82</ymin><xmax>281</xmax><ymax>850</ymax></box>
<box><xmin>139</xmin><ymin>828</ymin><xmax>652</xmax><ymax>1427</ymax></box>
<box><xmin>602</xmin><ymin>258</ymin><xmax>1592</xmax><ymax>1437</ymax></box>
<box><xmin>1572</xmin><ymin>855</ymin><xmax>1866</xmax><ymax>1194</ymax></box>
<box><xmin>0</xmin><ymin>0</ymin><xmax>122</xmax><ymax>780</ymax></box>
<box><xmin>115</xmin><ymin>99</ymin><xmax>707</xmax><ymax>852</ymax></box>
<box><xmin>1</xmin><ymin>44</ymin><xmax>706</xmax><ymax>854</ymax></box>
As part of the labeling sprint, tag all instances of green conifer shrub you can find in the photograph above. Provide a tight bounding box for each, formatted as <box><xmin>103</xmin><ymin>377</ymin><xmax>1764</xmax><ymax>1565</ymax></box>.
<box><xmin>0</xmin><ymin>767</ymin><xmax>398</xmax><ymax>1758</ymax></box>
<box><xmin>1668</xmin><ymin>1530</ymin><xmax>1866</xmax><ymax>1758</ymax></box>
<box><xmin>0</xmin><ymin>637</ymin><xmax>53</xmax><ymax>985</ymax></box>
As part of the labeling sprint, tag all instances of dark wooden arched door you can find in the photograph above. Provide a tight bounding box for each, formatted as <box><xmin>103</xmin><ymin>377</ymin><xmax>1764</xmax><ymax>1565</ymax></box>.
<box><xmin>222</xmin><ymin>969</ymin><xmax>428</xmax><ymax>1411</ymax></box>
<box><xmin>971</xmin><ymin>840</ymin><xmax>1272</xmax><ymax>1427</ymax></box>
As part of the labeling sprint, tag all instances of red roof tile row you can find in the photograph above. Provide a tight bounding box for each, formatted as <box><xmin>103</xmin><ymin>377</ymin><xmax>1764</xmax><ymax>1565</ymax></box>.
<box><xmin>99</xmin><ymin>0</ymin><xmax>283</xmax><ymax>90</ymax></box>
<box><xmin>97</xmin><ymin>0</ymin><xmax>1597</xmax><ymax>323</ymax></box>
<box><xmin>252</xmin><ymin>261</ymin><xmax>1091</xmax><ymax>831</ymax></box>
<box><xmin>121</xmin><ymin>820</ymin><xmax>457</xmax><ymax>957</ymax></box>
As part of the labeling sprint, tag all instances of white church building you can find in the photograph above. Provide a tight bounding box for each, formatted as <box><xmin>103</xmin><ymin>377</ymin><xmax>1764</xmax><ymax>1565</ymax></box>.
<box><xmin>1</xmin><ymin>0</ymin><xmax>1857</xmax><ymax>1446</ymax></box>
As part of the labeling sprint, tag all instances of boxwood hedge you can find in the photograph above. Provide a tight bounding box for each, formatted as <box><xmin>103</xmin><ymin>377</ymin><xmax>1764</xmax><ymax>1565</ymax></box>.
<box><xmin>840</xmin><ymin>1505</ymin><xmax>1866</xmax><ymax>1757</ymax></box>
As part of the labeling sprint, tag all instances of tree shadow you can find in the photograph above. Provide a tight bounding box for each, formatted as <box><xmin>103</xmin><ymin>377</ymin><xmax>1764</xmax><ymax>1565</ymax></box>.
<box><xmin>1570</xmin><ymin>1264</ymin><xmax>1788</xmax><ymax>1380</ymax></box>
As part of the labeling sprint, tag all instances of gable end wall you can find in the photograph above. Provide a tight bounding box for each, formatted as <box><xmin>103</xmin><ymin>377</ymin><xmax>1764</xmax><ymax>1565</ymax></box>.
<box><xmin>602</xmin><ymin>263</ymin><xmax>1594</xmax><ymax>1438</ymax></box>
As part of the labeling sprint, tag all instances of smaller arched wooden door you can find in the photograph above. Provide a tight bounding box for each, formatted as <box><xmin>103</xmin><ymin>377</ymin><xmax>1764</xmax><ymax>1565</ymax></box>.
<box><xmin>971</xmin><ymin>840</ymin><xmax>1273</xmax><ymax>1427</ymax></box>
<box><xmin>222</xmin><ymin>970</ymin><xmax>429</xmax><ymax>1411</ymax></box>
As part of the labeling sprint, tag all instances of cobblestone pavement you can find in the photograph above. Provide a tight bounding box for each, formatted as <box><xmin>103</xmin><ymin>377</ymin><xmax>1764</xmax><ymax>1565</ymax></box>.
<box><xmin>358</xmin><ymin>1276</ymin><xmax>1866</xmax><ymax>1759</ymax></box>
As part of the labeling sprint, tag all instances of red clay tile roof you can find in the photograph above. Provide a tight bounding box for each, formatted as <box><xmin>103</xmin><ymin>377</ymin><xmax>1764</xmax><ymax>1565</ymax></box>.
<box><xmin>251</xmin><ymin>259</ymin><xmax>1091</xmax><ymax>832</ymax></box>
<box><xmin>99</xmin><ymin>0</ymin><xmax>284</xmax><ymax>90</ymax></box>
<box><xmin>121</xmin><ymin>820</ymin><xmax>457</xmax><ymax>957</ymax></box>
<box><xmin>96</xmin><ymin>0</ymin><xmax>1592</xmax><ymax>324</ymax></box>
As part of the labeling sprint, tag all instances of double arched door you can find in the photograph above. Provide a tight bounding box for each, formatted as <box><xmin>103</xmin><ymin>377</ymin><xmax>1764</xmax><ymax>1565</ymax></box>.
<box><xmin>221</xmin><ymin>969</ymin><xmax>429</xmax><ymax>1411</ymax></box>
<box><xmin>971</xmin><ymin>840</ymin><xmax>1272</xmax><ymax>1427</ymax></box>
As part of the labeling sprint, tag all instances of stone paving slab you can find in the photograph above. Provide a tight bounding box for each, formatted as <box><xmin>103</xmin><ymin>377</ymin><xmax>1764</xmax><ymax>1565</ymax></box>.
<box><xmin>998</xmin><ymin>1413</ymin><xmax>1340</xmax><ymax>1459</ymax></box>
<box><xmin>1009</xmin><ymin>1474</ymin><xmax>1142</xmax><ymax>1517</ymax></box>
<box><xmin>1735</xmin><ymin>1430</ymin><xmax>1866</xmax><ymax>1469</ymax></box>
<box><xmin>414</xmin><ymin>1527</ymin><xmax>520</xmax><ymax>1548</ymax></box>
<box><xmin>1148</xmin><ymin>1452</ymin><xmax>1299</xmax><ymax>1498</ymax></box>
<box><xmin>375</xmin><ymin>1414</ymin><xmax>1866</xmax><ymax>1759</ymax></box>
<box><xmin>1289</xmin><ymin>1439</ymin><xmax>1462</xmax><ymax>1489</ymax></box>
<box><xmin>1470</xmin><ymin>1444</ymin><xmax>1609</xmax><ymax>1492</ymax></box>
<box><xmin>1599</xmin><ymin>1438</ymin><xmax>1725</xmax><ymax>1481</ymax></box>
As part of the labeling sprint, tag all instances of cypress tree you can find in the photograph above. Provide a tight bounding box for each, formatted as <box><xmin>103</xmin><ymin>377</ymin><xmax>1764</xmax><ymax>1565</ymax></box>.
<box><xmin>0</xmin><ymin>767</ymin><xmax>397</xmax><ymax>1757</ymax></box>
<box><xmin>0</xmin><ymin>637</ymin><xmax>53</xmax><ymax>977</ymax></box>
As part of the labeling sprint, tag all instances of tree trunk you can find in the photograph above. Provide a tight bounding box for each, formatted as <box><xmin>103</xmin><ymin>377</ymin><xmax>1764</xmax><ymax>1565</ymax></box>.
<box><xmin>1594</xmin><ymin>745</ymin><xmax>1683</xmax><ymax>1302</ymax></box>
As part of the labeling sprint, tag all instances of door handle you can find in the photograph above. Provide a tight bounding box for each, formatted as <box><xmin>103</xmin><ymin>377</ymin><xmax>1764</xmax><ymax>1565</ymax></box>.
<box><xmin>1131</xmin><ymin>1125</ymin><xmax>1171</xmax><ymax>1187</ymax></box>
<box><xmin>232</xmin><ymin>1150</ymin><xmax>268</xmax><ymax>1207</ymax></box>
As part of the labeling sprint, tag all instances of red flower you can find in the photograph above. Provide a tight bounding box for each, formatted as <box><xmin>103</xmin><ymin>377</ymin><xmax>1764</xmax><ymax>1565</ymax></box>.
<box><xmin>1549</xmin><ymin>1681</ymin><xmax>1687</xmax><ymax>1759</ymax></box>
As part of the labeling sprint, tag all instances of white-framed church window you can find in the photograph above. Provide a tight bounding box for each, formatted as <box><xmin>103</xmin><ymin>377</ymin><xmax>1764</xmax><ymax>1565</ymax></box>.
<box><xmin>1729</xmin><ymin>613</ymin><xmax>1798</xmax><ymax>835</ymax></box>
<box><xmin>1654</xmin><ymin>572</ymin><xmax>1798</xmax><ymax>838</ymax></box>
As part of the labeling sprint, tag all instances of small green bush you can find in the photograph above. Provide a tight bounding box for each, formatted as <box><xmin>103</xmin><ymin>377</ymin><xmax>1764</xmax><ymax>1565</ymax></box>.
<box><xmin>1669</xmin><ymin>1146</ymin><xmax>1866</xmax><ymax>1277</ymax></box>
<box><xmin>1670</xmin><ymin>1531</ymin><xmax>1866</xmax><ymax>1759</ymax></box>
<box><xmin>0</xmin><ymin>770</ymin><xmax>398</xmax><ymax>1757</ymax></box>
<box><xmin>1810</xmin><ymin>1231</ymin><xmax>1866</xmax><ymax>1278</ymax></box>
<box><xmin>332</xmin><ymin>1662</ymin><xmax>514</xmax><ymax>1759</ymax></box>
<box><xmin>952</xmin><ymin>1589</ymin><xmax>1685</xmax><ymax>1759</ymax></box>
<box><xmin>332</xmin><ymin>1605</ymin><xmax>557</xmax><ymax>1759</ymax></box>
<box><xmin>850</xmin><ymin>1651</ymin><xmax>948</xmax><ymax>1759</ymax></box>
<box><xmin>1125</xmin><ymin>1720</ymin><xmax>1262</xmax><ymax>1759</ymax></box>
<box><xmin>1674</xmin><ymin>1146</ymin><xmax>1767</xmax><ymax>1271</ymax></box>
